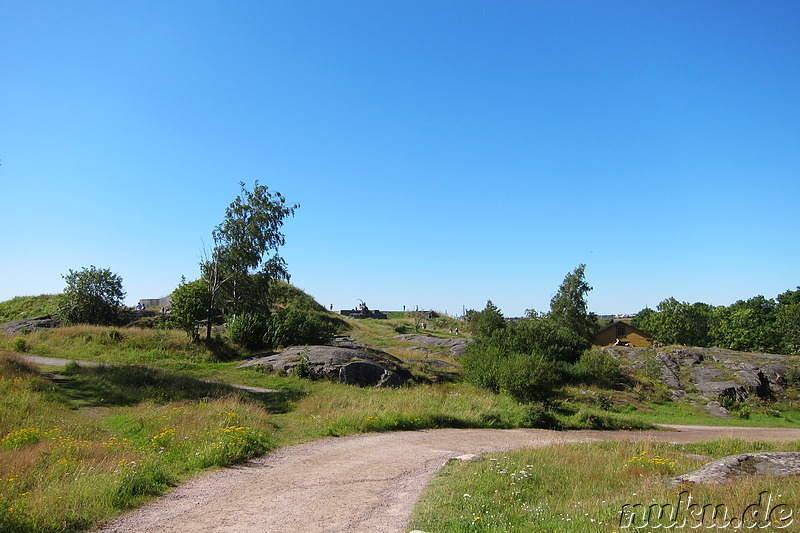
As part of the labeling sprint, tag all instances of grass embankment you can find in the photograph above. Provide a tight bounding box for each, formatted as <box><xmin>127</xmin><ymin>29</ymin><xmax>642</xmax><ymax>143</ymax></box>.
<box><xmin>0</xmin><ymin>295</ymin><xmax>59</xmax><ymax>324</ymax></box>
<box><xmin>410</xmin><ymin>439</ymin><xmax>800</xmax><ymax>532</ymax></box>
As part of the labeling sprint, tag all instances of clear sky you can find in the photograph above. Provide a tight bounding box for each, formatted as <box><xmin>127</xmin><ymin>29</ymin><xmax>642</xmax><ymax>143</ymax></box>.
<box><xmin>1</xmin><ymin>1</ymin><xmax>798</xmax><ymax>317</ymax></box>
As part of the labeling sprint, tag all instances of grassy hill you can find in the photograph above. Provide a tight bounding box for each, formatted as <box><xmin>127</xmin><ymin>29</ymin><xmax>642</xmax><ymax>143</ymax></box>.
<box><xmin>0</xmin><ymin>294</ymin><xmax>60</xmax><ymax>323</ymax></box>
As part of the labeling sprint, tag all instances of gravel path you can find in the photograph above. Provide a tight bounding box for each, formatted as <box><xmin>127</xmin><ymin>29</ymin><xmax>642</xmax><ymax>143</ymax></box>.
<box><xmin>93</xmin><ymin>425</ymin><xmax>800</xmax><ymax>533</ymax></box>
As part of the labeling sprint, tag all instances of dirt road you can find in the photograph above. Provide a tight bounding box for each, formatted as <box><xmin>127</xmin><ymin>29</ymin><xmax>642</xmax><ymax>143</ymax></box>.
<box><xmin>93</xmin><ymin>425</ymin><xmax>800</xmax><ymax>533</ymax></box>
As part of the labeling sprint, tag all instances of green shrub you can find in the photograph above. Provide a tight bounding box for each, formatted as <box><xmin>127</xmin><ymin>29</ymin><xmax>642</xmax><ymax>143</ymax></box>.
<box><xmin>169</xmin><ymin>278</ymin><xmax>214</xmax><ymax>340</ymax></box>
<box><xmin>57</xmin><ymin>266</ymin><xmax>125</xmax><ymax>326</ymax></box>
<box><xmin>265</xmin><ymin>308</ymin><xmax>335</xmax><ymax>349</ymax></box>
<box><xmin>292</xmin><ymin>349</ymin><xmax>311</xmax><ymax>378</ymax></box>
<box><xmin>786</xmin><ymin>366</ymin><xmax>800</xmax><ymax>389</ymax></box>
<box><xmin>228</xmin><ymin>312</ymin><xmax>270</xmax><ymax>350</ymax></box>
<box><xmin>99</xmin><ymin>328</ymin><xmax>124</xmax><ymax>344</ymax></box>
<box><xmin>11</xmin><ymin>338</ymin><xmax>28</xmax><ymax>353</ymax></box>
<box><xmin>570</xmin><ymin>349</ymin><xmax>623</xmax><ymax>387</ymax></box>
<box><xmin>498</xmin><ymin>352</ymin><xmax>560</xmax><ymax>403</ymax></box>
<box><xmin>462</xmin><ymin>340</ymin><xmax>562</xmax><ymax>403</ymax></box>
<box><xmin>571</xmin><ymin>408</ymin><xmax>652</xmax><ymax>430</ymax></box>
<box><xmin>112</xmin><ymin>461</ymin><xmax>175</xmax><ymax>508</ymax></box>
<box><xmin>460</xmin><ymin>343</ymin><xmax>505</xmax><ymax>392</ymax></box>
<box><xmin>524</xmin><ymin>404</ymin><xmax>562</xmax><ymax>429</ymax></box>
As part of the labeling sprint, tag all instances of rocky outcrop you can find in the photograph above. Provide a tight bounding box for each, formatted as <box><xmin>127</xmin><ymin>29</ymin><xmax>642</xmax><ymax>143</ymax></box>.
<box><xmin>238</xmin><ymin>345</ymin><xmax>412</xmax><ymax>387</ymax></box>
<box><xmin>668</xmin><ymin>452</ymin><xmax>800</xmax><ymax>485</ymax></box>
<box><xmin>612</xmin><ymin>346</ymin><xmax>798</xmax><ymax>418</ymax></box>
<box><xmin>339</xmin><ymin>361</ymin><xmax>403</xmax><ymax>388</ymax></box>
<box><xmin>690</xmin><ymin>367</ymin><xmax>750</xmax><ymax>402</ymax></box>
<box><xmin>657</xmin><ymin>348</ymin><xmax>793</xmax><ymax>405</ymax></box>
<box><xmin>393</xmin><ymin>334</ymin><xmax>471</xmax><ymax>357</ymax></box>
<box><xmin>0</xmin><ymin>315</ymin><xmax>60</xmax><ymax>334</ymax></box>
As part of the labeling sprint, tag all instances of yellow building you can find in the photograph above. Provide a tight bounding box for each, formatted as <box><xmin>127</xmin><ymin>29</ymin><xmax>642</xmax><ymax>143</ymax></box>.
<box><xmin>593</xmin><ymin>320</ymin><xmax>652</xmax><ymax>348</ymax></box>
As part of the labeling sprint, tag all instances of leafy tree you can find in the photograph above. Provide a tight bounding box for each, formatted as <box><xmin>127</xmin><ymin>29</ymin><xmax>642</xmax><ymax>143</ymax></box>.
<box><xmin>228</xmin><ymin>312</ymin><xmax>270</xmax><ymax>350</ymax></box>
<box><xmin>58</xmin><ymin>266</ymin><xmax>125</xmax><ymax>325</ymax></box>
<box><xmin>711</xmin><ymin>296</ymin><xmax>777</xmax><ymax>352</ymax></box>
<box><xmin>197</xmin><ymin>181</ymin><xmax>298</xmax><ymax>339</ymax></box>
<box><xmin>169</xmin><ymin>278</ymin><xmax>212</xmax><ymax>340</ymax></box>
<box><xmin>548</xmin><ymin>264</ymin><xmax>595</xmax><ymax>349</ymax></box>
<box><xmin>208</xmin><ymin>181</ymin><xmax>298</xmax><ymax>319</ymax></box>
<box><xmin>469</xmin><ymin>300</ymin><xmax>506</xmax><ymax>338</ymax></box>
<box><xmin>775</xmin><ymin>287</ymin><xmax>800</xmax><ymax>354</ymax></box>
<box><xmin>637</xmin><ymin>297</ymin><xmax>712</xmax><ymax>346</ymax></box>
<box><xmin>630</xmin><ymin>307</ymin><xmax>655</xmax><ymax>331</ymax></box>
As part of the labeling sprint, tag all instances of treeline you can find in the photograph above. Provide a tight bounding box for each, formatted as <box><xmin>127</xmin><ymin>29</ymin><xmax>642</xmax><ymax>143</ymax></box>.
<box><xmin>632</xmin><ymin>288</ymin><xmax>800</xmax><ymax>355</ymax></box>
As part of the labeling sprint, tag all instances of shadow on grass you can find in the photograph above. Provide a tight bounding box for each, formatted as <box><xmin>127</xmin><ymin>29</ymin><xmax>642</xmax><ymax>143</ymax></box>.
<box><xmin>53</xmin><ymin>363</ymin><xmax>303</xmax><ymax>413</ymax></box>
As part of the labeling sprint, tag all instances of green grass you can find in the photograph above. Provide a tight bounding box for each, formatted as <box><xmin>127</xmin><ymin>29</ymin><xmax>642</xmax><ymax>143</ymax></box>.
<box><xmin>0</xmin><ymin>353</ymin><xmax>274</xmax><ymax>533</ymax></box>
<box><xmin>409</xmin><ymin>439</ymin><xmax>800</xmax><ymax>532</ymax></box>
<box><xmin>0</xmin><ymin>324</ymin><xmax>244</xmax><ymax>366</ymax></box>
<box><xmin>0</xmin><ymin>295</ymin><xmax>60</xmax><ymax>324</ymax></box>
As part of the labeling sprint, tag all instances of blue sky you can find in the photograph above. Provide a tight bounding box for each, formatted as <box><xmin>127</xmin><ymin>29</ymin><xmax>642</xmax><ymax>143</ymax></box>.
<box><xmin>1</xmin><ymin>1</ymin><xmax>798</xmax><ymax>317</ymax></box>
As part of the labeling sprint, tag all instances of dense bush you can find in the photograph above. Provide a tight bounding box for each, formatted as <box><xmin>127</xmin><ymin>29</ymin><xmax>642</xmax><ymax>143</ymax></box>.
<box><xmin>170</xmin><ymin>278</ymin><xmax>213</xmax><ymax>340</ymax></box>
<box><xmin>495</xmin><ymin>318</ymin><xmax>588</xmax><ymax>364</ymax></box>
<box><xmin>568</xmin><ymin>349</ymin><xmax>623</xmax><ymax>388</ymax></box>
<box><xmin>461</xmin><ymin>342</ymin><xmax>561</xmax><ymax>404</ymax></box>
<box><xmin>11</xmin><ymin>338</ymin><xmax>28</xmax><ymax>353</ymax></box>
<box><xmin>58</xmin><ymin>266</ymin><xmax>125</xmax><ymax>326</ymax></box>
<box><xmin>265</xmin><ymin>308</ymin><xmax>336</xmax><ymax>349</ymax></box>
<box><xmin>228</xmin><ymin>312</ymin><xmax>270</xmax><ymax>350</ymax></box>
<box><xmin>523</xmin><ymin>403</ymin><xmax>563</xmax><ymax>429</ymax></box>
<box><xmin>498</xmin><ymin>352</ymin><xmax>560</xmax><ymax>403</ymax></box>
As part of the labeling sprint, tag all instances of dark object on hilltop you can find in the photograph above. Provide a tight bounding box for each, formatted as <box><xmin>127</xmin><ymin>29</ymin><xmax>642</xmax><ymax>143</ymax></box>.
<box><xmin>667</xmin><ymin>452</ymin><xmax>800</xmax><ymax>485</ymax></box>
<box><xmin>0</xmin><ymin>315</ymin><xmax>61</xmax><ymax>334</ymax></box>
<box><xmin>338</xmin><ymin>301</ymin><xmax>388</xmax><ymax>319</ymax></box>
<box><xmin>238</xmin><ymin>345</ymin><xmax>412</xmax><ymax>387</ymax></box>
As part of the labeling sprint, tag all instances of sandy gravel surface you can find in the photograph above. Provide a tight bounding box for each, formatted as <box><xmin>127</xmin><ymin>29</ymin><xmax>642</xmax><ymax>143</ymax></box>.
<box><xmin>93</xmin><ymin>425</ymin><xmax>800</xmax><ymax>533</ymax></box>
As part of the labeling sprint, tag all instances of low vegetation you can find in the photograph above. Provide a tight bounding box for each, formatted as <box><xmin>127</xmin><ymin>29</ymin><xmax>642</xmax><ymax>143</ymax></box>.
<box><xmin>410</xmin><ymin>439</ymin><xmax>800</xmax><ymax>532</ymax></box>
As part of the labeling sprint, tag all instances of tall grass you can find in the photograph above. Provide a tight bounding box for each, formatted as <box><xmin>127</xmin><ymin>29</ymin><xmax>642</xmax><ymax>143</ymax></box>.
<box><xmin>0</xmin><ymin>353</ymin><xmax>273</xmax><ymax>533</ymax></box>
<box><xmin>0</xmin><ymin>325</ymin><xmax>242</xmax><ymax>365</ymax></box>
<box><xmin>409</xmin><ymin>439</ymin><xmax>800</xmax><ymax>532</ymax></box>
<box><xmin>270</xmin><ymin>380</ymin><xmax>530</xmax><ymax>445</ymax></box>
